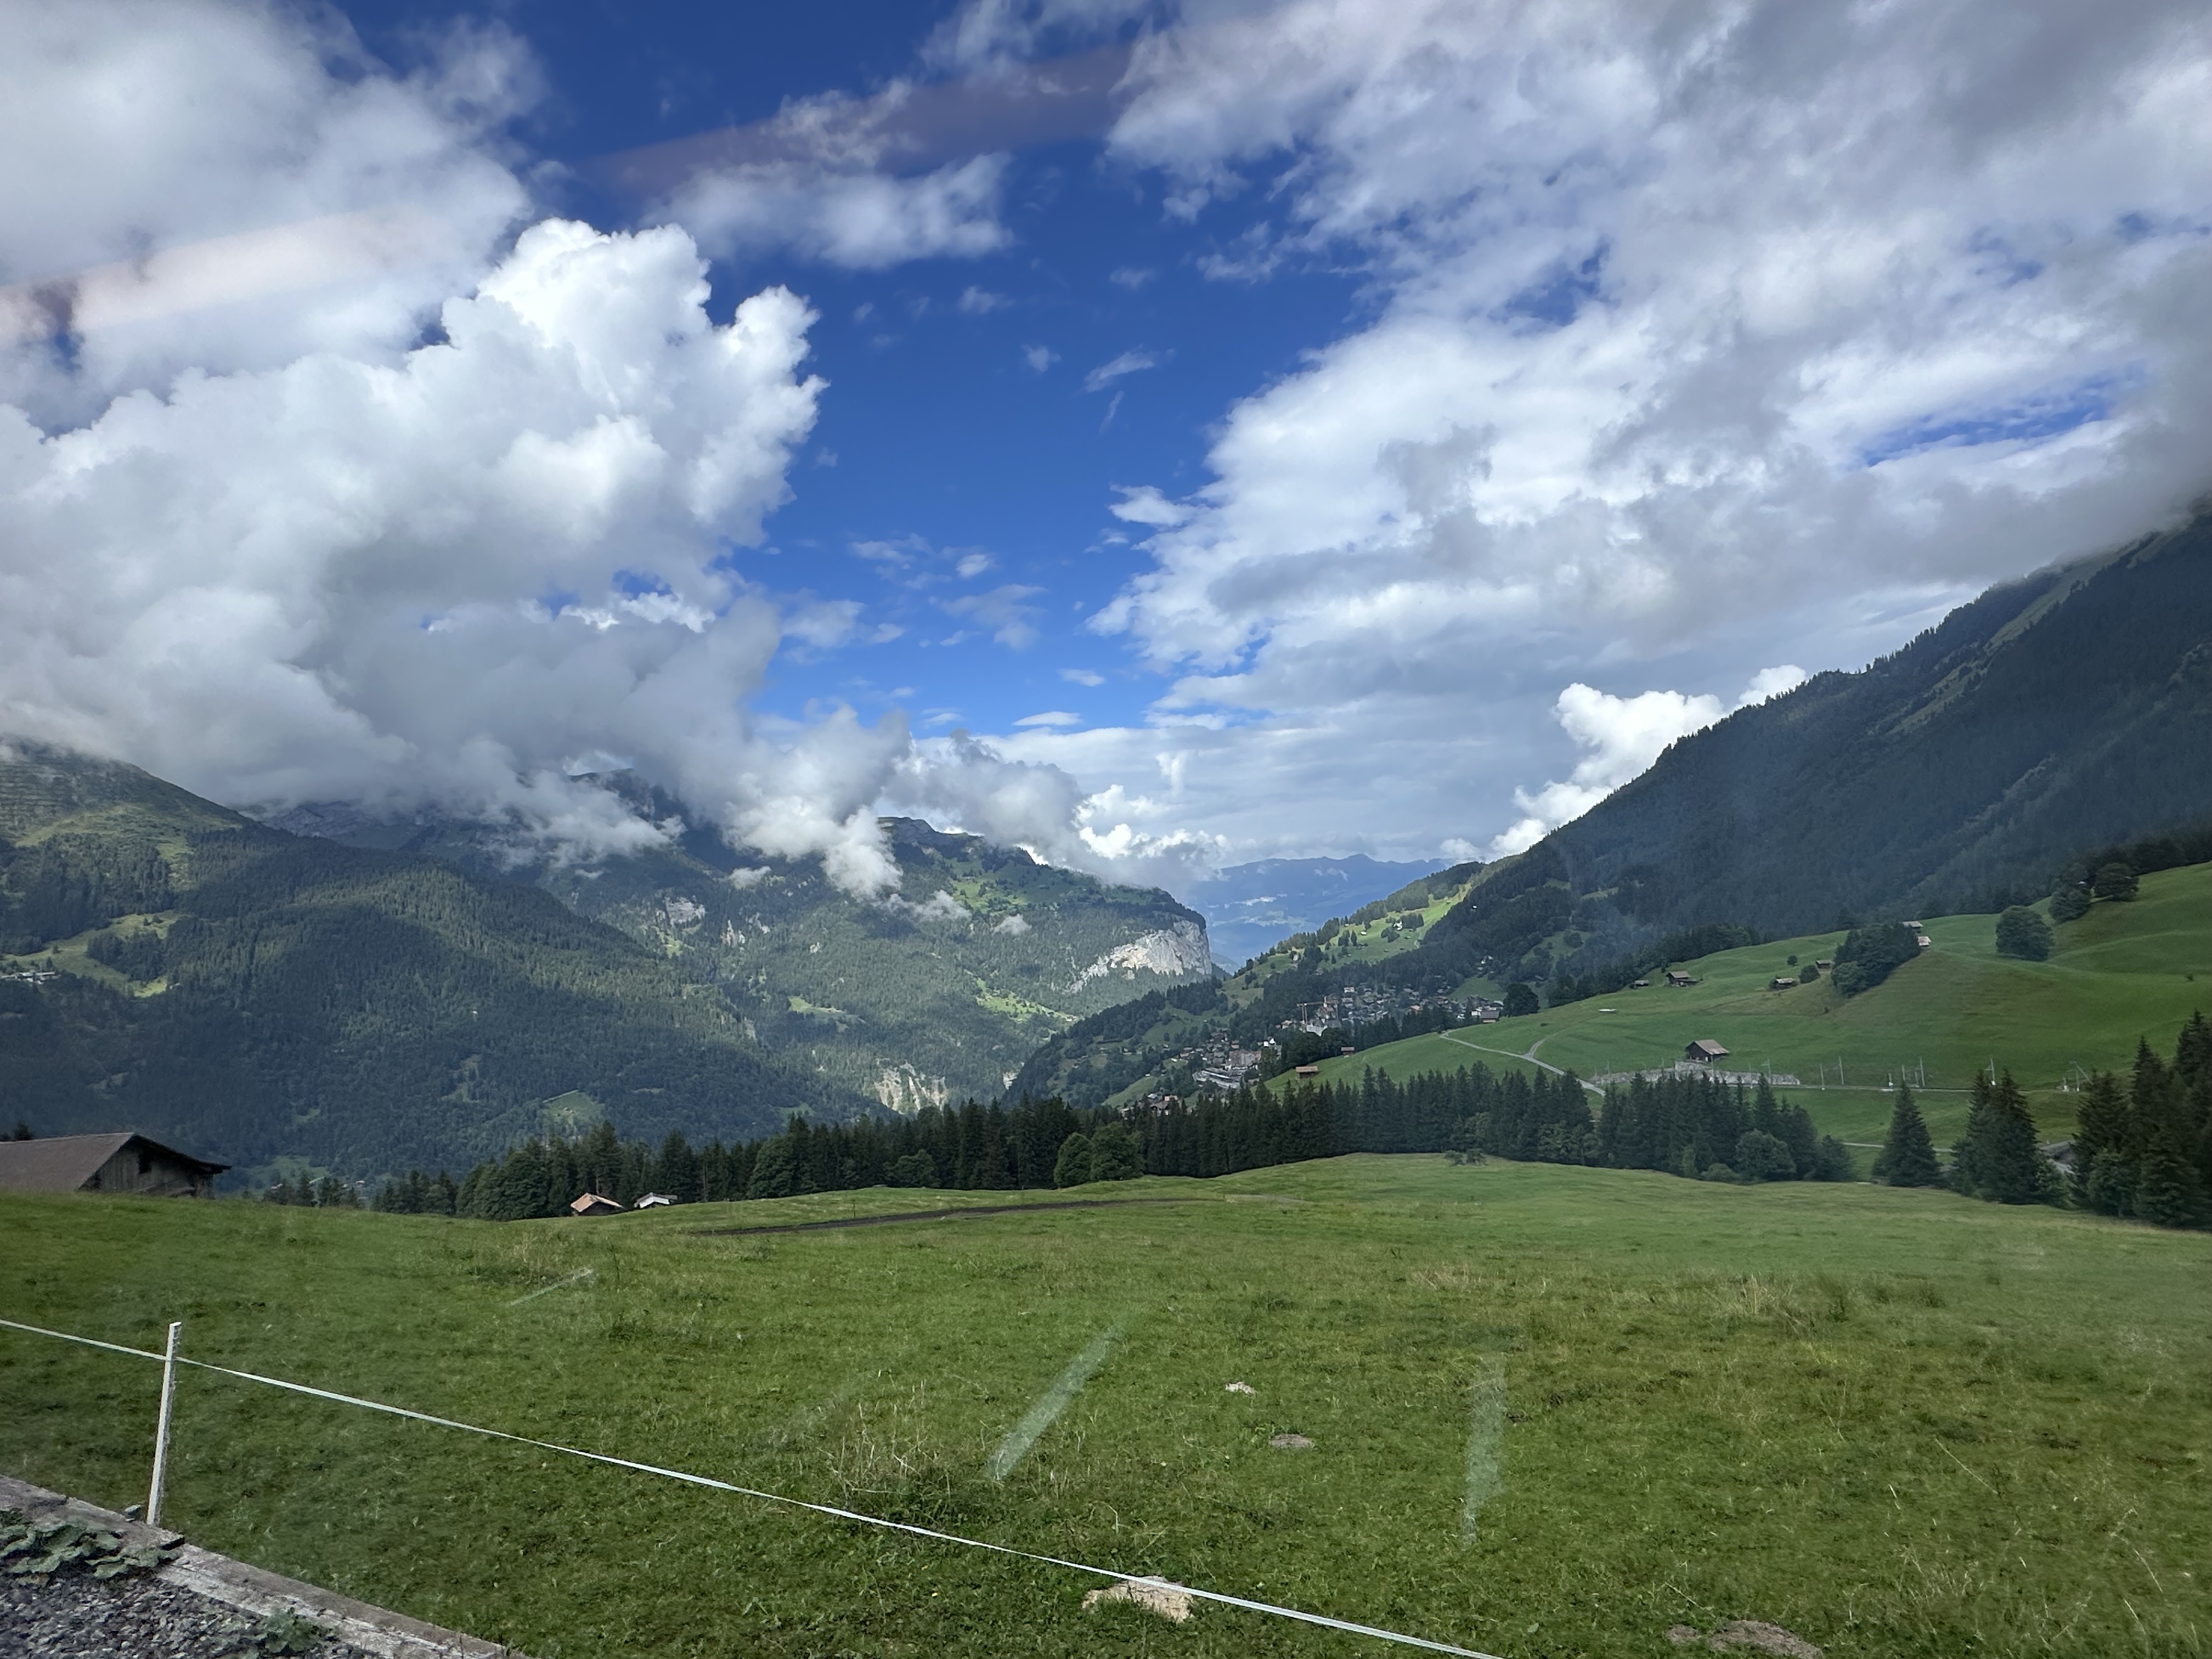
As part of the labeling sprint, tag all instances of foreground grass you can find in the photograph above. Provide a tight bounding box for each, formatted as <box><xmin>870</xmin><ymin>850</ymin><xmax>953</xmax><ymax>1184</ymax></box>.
<box><xmin>4</xmin><ymin>1159</ymin><xmax>2209</xmax><ymax>1658</ymax></box>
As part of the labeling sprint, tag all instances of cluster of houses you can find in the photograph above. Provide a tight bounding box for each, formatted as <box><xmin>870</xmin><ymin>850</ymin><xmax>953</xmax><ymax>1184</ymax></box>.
<box><xmin>0</xmin><ymin>966</ymin><xmax>58</xmax><ymax>986</ymax></box>
<box><xmin>568</xmin><ymin>1191</ymin><xmax>680</xmax><ymax>1216</ymax></box>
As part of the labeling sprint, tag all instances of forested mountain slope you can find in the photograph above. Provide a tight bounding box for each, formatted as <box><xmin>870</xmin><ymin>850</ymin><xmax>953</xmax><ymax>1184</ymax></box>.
<box><xmin>273</xmin><ymin>789</ymin><xmax>1212</xmax><ymax>1111</ymax></box>
<box><xmin>1188</xmin><ymin>854</ymin><xmax>1448</xmax><ymax>966</ymax></box>
<box><xmin>1548</xmin><ymin>510</ymin><xmax>2212</xmax><ymax>945</ymax></box>
<box><xmin>0</xmin><ymin>742</ymin><xmax>865</xmax><ymax>1179</ymax></box>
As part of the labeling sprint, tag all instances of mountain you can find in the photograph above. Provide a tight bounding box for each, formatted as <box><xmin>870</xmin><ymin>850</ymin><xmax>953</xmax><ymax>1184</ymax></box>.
<box><xmin>0</xmin><ymin>741</ymin><xmax>864</xmax><ymax>1182</ymax></box>
<box><xmin>270</xmin><ymin>786</ymin><xmax>1213</xmax><ymax>1113</ymax></box>
<box><xmin>1012</xmin><ymin>508</ymin><xmax>2212</xmax><ymax>1101</ymax></box>
<box><xmin>1184</xmin><ymin>855</ymin><xmax>1449</xmax><ymax>967</ymax></box>
<box><xmin>1009</xmin><ymin>860</ymin><xmax>1481</xmax><ymax>1106</ymax></box>
<box><xmin>1536</xmin><ymin>507</ymin><xmax>2212</xmax><ymax>952</ymax></box>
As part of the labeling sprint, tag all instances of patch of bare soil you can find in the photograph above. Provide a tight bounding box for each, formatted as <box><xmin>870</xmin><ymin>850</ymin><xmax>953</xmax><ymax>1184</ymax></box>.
<box><xmin>1268</xmin><ymin>1432</ymin><xmax>1314</xmax><ymax>1449</ymax></box>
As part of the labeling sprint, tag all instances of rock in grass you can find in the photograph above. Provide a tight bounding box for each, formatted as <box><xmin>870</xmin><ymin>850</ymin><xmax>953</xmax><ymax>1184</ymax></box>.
<box><xmin>1666</xmin><ymin>1620</ymin><xmax>1822</xmax><ymax>1657</ymax></box>
<box><xmin>1268</xmin><ymin>1432</ymin><xmax>1313</xmax><ymax>1449</ymax></box>
<box><xmin>1084</xmin><ymin>1578</ymin><xmax>1193</xmax><ymax>1623</ymax></box>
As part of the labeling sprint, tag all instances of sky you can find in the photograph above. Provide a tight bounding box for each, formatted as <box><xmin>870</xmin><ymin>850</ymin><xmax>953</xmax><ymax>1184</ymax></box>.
<box><xmin>3</xmin><ymin>0</ymin><xmax>2210</xmax><ymax>900</ymax></box>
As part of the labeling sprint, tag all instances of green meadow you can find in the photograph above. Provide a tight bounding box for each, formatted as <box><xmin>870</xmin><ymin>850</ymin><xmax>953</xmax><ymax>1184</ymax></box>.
<box><xmin>1296</xmin><ymin>864</ymin><xmax>2212</xmax><ymax>1149</ymax></box>
<box><xmin>5</xmin><ymin>1157</ymin><xmax>2209</xmax><ymax>1658</ymax></box>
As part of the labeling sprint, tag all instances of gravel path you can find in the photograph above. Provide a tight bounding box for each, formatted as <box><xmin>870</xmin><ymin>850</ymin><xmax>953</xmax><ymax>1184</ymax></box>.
<box><xmin>0</xmin><ymin>1566</ymin><xmax>364</xmax><ymax>1658</ymax></box>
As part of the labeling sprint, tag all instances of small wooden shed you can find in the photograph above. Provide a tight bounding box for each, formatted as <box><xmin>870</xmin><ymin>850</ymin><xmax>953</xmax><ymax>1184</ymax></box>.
<box><xmin>568</xmin><ymin>1192</ymin><xmax>624</xmax><ymax>1216</ymax></box>
<box><xmin>1685</xmin><ymin>1039</ymin><xmax>1730</xmax><ymax>1063</ymax></box>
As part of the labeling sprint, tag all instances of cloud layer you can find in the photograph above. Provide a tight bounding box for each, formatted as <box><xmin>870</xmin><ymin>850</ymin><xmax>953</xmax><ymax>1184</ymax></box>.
<box><xmin>1009</xmin><ymin>0</ymin><xmax>2212</xmax><ymax>863</ymax></box>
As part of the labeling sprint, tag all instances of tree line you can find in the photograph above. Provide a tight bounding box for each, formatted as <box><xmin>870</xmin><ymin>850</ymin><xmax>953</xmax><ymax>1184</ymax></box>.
<box><xmin>1865</xmin><ymin>1012</ymin><xmax>2210</xmax><ymax>1228</ymax></box>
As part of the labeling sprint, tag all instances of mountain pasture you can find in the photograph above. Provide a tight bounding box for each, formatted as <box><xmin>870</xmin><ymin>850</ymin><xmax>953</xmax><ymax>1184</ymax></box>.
<box><xmin>1301</xmin><ymin>864</ymin><xmax>2212</xmax><ymax>1150</ymax></box>
<box><xmin>3</xmin><ymin>1158</ymin><xmax>2207</xmax><ymax>1658</ymax></box>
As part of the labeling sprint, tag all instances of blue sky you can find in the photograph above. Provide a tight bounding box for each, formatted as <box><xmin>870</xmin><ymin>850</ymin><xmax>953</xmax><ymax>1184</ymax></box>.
<box><xmin>4</xmin><ymin>0</ymin><xmax>2210</xmax><ymax>897</ymax></box>
<box><xmin>347</xmin><ymin>0</ymin><xmax>1370</xmax><ymax>742</ymax></box>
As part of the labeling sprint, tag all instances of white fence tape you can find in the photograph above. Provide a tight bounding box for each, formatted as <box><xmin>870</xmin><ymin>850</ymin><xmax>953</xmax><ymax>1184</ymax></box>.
<box><xmin>0</xmin><ymin>1314</ymin><xmax>1505</xmax><ymax>1659</ymax></box>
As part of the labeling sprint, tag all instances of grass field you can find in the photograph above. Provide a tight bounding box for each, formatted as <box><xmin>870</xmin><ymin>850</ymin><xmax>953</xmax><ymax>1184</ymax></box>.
<box><xmin>1295</xmin><ymin>864</ymin><xmax>2212</xmax><ymax>1150</ymax></box>
<box><xmin>5</xmin><ymin>1159</ymin><xmax>2209</xmax><ymax>1658</ymax></box>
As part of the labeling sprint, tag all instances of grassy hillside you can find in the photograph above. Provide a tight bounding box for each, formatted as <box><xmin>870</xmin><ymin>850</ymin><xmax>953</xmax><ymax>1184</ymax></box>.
<box><xmin>0</xmin><ymin>741</ymin><xmax>865</xmax><ymax>1180</ymax></box>
<box><xmin>3</xmin><ymin>1159</ymin><xmax>2207</xmax><ymax>1657</ymax></box>
<box><xmin>284</xmin><ymin>803</ymin><xmax>1214</xmax><ymax>1111</ymax></box>
<box><xmin>1307</xmin><ymin>862</ymin><xmax>2212</xmax><ymax>1150</ymax></box>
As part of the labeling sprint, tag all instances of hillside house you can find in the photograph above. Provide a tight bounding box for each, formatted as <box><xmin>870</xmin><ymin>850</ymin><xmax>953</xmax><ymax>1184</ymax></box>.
<box><xmin>1685</xmin><ymin>1039</ymin><xmax>1730</xmax><ymax>1064</ymax></box>
<box><xmin>0</xmin><ymin>1132</ymin><xmax>226</xmax><ymax>1199</ymax></box>
<box><xmin>1630</xmin><ymin>979</ymin><xmax>1651</xmax><ymax>989</ymax></box>
<box><xmin>1295</xmin><ymin>1064</ymin><xmax>1320</xmax><ymax>1077</ymax></box>
<box><xmin>1665</xmin><ymin>970</ymin><xmax>1699</xmax><ymax>988</ymax></box>
<box><xmin>635</xmin><ymin>1192</ymin><xmax>678</xmax><ymax>1208</ymax></box>
<box><xmin>1769</xmin><ymin>977</ymin><xmax>1799</xmax><ymax>990</ymax></box>
<box><xmin>569</xmin><ymin>1193</ymin><xmax>623</xmax><ymax>1216</ymax></box>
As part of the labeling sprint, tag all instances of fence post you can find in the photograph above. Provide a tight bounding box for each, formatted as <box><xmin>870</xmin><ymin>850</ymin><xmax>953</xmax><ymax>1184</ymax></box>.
<box><xmin>146</xmin><ymin>1320</ymin><xmax>182</xmax><ymax>1527</ymax></box>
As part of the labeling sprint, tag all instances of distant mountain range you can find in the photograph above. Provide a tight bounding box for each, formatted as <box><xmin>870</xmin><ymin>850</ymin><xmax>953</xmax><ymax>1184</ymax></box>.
<box><xmin>0</xmin><ymin>747</ymin><xmax>1209</xmax><ymax>1182</ymax></box>
<box><xmin>275</xmin><ymin>787</ymin><xmax>1211</xmax><ymax>1113</ymax></box>
<box><xmin>1183</xmin><ymin>855</ymin><xmax>1451</xmax><ymax>966</ymax></box>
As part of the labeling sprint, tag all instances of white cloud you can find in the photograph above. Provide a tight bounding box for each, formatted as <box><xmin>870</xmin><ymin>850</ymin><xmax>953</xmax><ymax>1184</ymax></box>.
<box><xmin>675</xmin><ymin>151</ymin><xmax>1012</xmax><ymax>269</ymax></box>
<box><xmin>1108</xmin><ymin>266</ymin><xmax>1156</xmax><ymax>289</ymax></box>
<box><xmin>1023</xmin><ymin>343</ymin><xmax>1059</xmax><ymax>372</ymax></box>
<box><xmin>956</xmin><ymin>550</ymin><xmax>996</xmax><ymax>578</ymax></box>
<box><xmin>939</xmin><ymin>584</ymin><xmax>1045</xmax><ymax>647</ymax></box>
<box><xmin>1083</xmin><ymin>348</ymin><xmax>1162</xmax><ymax>392</ymax></box>
<box><xmin>783</xmin><ymin>598</ymin><xmax>865</xmax><ymax>648</ymax></box>
<box><xmin>0</xmin><ymin>0</ymin><xmax>533</xmax><ymax>425</ymax></box>
<box><xmin>1488</xmin><ymin>685</ymin><xmax>1724</xmax><ymax>856</ymax></box>
<box><xmin>1015</xmin><ymin>710</ymin><xmax>1084</xmax><ymax>727</ymax></box>
<box><xmin>958</xmin><ymin>285</ymin><xmax>1010</xmax><ymax>313</ymax></box>
<box><xmin>1109</xmin><ymin>484</ymin><xmax>1192</xmax><ymax>527</ymax></box>
<box><xmin>1060</xmin><ymin>667</ymin><xmax>1106</xmax><ymax>686</ymax></box>
<box><xmin>1017</xmin><ymin>0</ymin><xmax>2212</xmax><ymax>861</ymax></box>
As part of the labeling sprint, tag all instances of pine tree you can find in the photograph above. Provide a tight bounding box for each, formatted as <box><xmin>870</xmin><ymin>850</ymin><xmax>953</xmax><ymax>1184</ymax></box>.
<box><xmin>1952</xmin><ymin>1070</ymin><xmax>2047</xmax><ymax>1204</ymax></box>
<box><xmin>1872</xmin><ymin>1085</ymin><xmax>1942</xmax><ymax>1187</ymax></box>
<box><xmin>2070</xmin><ymin>1071</ymin><xmax>2133</xmax><ymax>1212</ymax></box>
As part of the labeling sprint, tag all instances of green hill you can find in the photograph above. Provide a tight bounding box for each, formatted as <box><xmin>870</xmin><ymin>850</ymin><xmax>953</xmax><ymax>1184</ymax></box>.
<box><xmin>0</xmin><ymin>741</ymin><xmax>866</xmax><ymax>1180</ymax></box>
<box><xmin>1299</xmin><ymin>861</ymin><xmax>2212</xmax><ymax>1150</ymax></box>
<box><xmin>278</xmin><ymin>795</ymin><xmax>1214</xmax><ymax>1111</ymax></box>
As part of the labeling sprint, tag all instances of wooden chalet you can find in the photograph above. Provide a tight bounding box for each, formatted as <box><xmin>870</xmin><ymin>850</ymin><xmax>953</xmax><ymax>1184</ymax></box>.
<box><xmin>568</xmin><ymin>1192</ymin><xmax>624</xmax><ymax>1216</ymax></box>
<box><xmin>1684</xmin><ymin>1039</ymin><xmax>1730</xmax><ymax>1064</ymax></box>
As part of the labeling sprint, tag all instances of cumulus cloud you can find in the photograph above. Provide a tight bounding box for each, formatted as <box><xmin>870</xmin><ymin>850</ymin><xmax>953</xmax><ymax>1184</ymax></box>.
<box><xmin>1023</xmin><ymin>343</ymin><xmax>1059</xmax><ymax>371</ymax></box>
<box><xmin>0</xmin><ymin>0</ymin><xmax>533</xmax><ymax>424</ymax></box>
<box><xmin>1060</xmin><ymin>667</ymin><xmax>1106</xmax><ymax>686</ymax></box>
<box><xmin>1035</xmin><ymin>0</ymin><xmax>2212</xmax><ymax>857</ymax></box>
<box><xmin>1015</xmin><ymin>710</ymin><xmax>1083</xmax><ymax>727</ymax></box>
<box><xmin>957</xmin><ymin>285</ymin><xmax>1010</xmax><ymax>313</ymax></box>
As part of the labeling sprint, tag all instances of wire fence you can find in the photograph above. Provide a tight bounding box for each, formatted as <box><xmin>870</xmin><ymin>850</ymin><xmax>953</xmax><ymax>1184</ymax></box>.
<box><xmin>0</xmin><ymin>1313</ymin><xmax>1505</xmax><ymax>1659</ymax></box>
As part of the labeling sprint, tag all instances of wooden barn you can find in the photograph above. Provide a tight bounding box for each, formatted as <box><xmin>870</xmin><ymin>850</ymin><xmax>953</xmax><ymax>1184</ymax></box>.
<box><xmin>0</xmin><ymin>1133</ymin><xmax>227</xmax><ymax>1199</ymax></box>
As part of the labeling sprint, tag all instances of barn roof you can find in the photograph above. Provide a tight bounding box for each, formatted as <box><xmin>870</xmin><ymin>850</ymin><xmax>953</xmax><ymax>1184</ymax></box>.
<box><xmin>0</xmin><ymin>1133</ymin><xmax>229</xmax><ymax>1194</ymax></box>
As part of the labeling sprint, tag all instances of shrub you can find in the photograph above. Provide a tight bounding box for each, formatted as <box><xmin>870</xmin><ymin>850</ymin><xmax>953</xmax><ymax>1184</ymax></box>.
<box><xmin>1733</xmin><ymin>1129</ymin><xmax>1796</xmax><ymax>1182</ymax></box>
<box><xmin>2049</xmin><ymin>883</ymin><xmax>2091</xmax><ymax>922</ymax></box>
<box><xmin>1051</xmin><ymin>1133</ymin><xmax>1093</xmax><ymax>1188</ymax></box>
<box><xmin>2092</xmin><ymin>861</ymin><xmax>2140</xmax><ymax>901</ymax></box>
<box><xmin>1994</xmin><ymin>905</ymin><xmax>2053</xmax><ymax>961</ymax></box>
